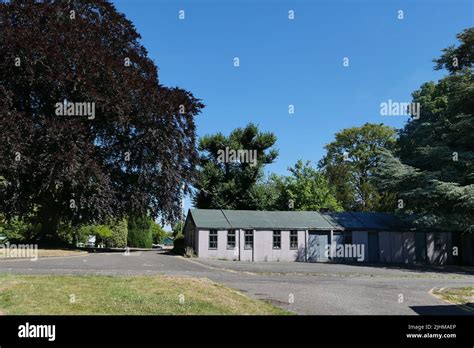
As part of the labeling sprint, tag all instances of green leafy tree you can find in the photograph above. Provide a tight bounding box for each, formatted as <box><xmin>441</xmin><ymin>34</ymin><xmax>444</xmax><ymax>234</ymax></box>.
<box><xmin>248</xmin><ymin>179</ymin><xmax>280</xmax><ymax>210</ymax></box>
<box><xmin>74</xmin><ymin>219</ymin><xmax>127</xmax><ymax>248</ymax></box>
<box><xmin>77</xmin><ymin>224</ymin><xmax>111</xmax><ymax>247</ymax></box>
<box><xmin>270</xmin><ymin>160</ymin><xmax>342</xmax><ymax>211</ymax></box>
<box><xmin>127</xmin><ymin>216</ymin><xmax>153</xmax><ymax>248</ymax></box>
<box><xmin>319</xmin><ymin>123</ymin><xmax>398</xmax><ymax>211</ymax></box>
<box><xmin>193</xmin><ymin>123</ymin><xmax>278</xmax><ymax>209</ymax></box>
<box><xmin>377</xmin><ymin>28</ymin><xmax>474</xmax><ymax>231</ymax></box>
<box><xmin>151</xmin><ymin>222</ymin><xmax>167</xmax><ymax>244</ymax></box>
<box><xmin>0</xmin><ymin>216</ymin><xmax>34</xmax><ymax>243</ymax></box>
<box><xmin>171</xmin><ymin>220</ymin><xmax>184</xmax><ymax>238</ymax></box>
<box><xmin>104</xmin><ymin>219</ymin><xmax>128</xmax><ymax>248</ymax></box>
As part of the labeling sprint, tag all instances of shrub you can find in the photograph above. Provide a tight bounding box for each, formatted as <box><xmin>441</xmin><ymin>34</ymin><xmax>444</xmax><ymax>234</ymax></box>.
<box><xmin>57</xmin><ymin>221</ymin><xmax>88</xmax><ymax>246</ymax></box>
<box><xmin>77</xmin><ymin>224</ymin><xmax>112</xmax><ymax>247</ymax></box>
<box><xmin>104</xmin><ymin>219</ymin><xmax>128</xmax><ymax>248</ymax></box>
<box><xmin>151</xmin><ymin>222</ymin><xmax>167</xmax><ymax>245</ymax></box>
<box><xmin>127</xmin><ymin>215</ymin><xmax>153</xmax><ymax>248</ymax></box>
<box><xmin>171</xmin><ymin>220</ymin><xmax>184</xmax><ymax>238</ymax></box>
<box><xmin>184</xmin><ymin>246</ymin><xmax>195</xmax><ymax>258</ymax></box>
<box><xmin>173</xmin><ymin>233</ymin><xmax>185</xmax><ymax>255</ymax></box>
<box><xmin>0</xmin><ymin>216</ymin><xmax>33</xmax><ymax>243</ymax></box>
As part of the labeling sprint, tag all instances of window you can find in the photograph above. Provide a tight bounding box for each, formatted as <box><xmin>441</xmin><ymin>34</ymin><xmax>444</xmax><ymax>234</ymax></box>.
<box><xmin>290</xmin><ymin>230</ymin><xmax>298</xmax><ymax>249</ymax></box>
<box><xmin>227</xmin><ymin>230</ymin><xmax>236</xmax><ymax>249</ymax></box>
<box><xmin>244</xmin><ymin>230</ymin><xmax>253</xmax><ymax>249</ymax></box>
<box><xmin>273</xmin><ymin>230</ymin><xmax>281</xmax><ymax>249</ymax></box>
<box><xmin>209</xmin><ymin>230</ymin><xmax>218</xmax><ymax>249</ymax></box>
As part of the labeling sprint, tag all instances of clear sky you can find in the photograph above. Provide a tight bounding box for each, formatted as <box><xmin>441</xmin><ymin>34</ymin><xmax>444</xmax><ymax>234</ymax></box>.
<box><xmin>112</xmin><ymin>0</ymin><xmax>473</xmax><ymax>216</ymax></box>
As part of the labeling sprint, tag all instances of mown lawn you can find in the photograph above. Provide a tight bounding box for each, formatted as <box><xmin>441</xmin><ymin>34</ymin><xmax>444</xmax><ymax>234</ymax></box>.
<box><xmin>0</xmin><ymin>274</ymin><xmax>289</xmax><ymax>315</ymax></box>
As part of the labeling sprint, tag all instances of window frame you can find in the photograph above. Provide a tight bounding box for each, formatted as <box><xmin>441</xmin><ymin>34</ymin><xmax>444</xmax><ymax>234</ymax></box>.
<box><xmin>273</xmin><ymin>230</ymin><xmax>281</xmax><ymax>249</ymax></box>
<box><xmin>244</xmin><ymin>230</ymin><xmax>253</xmax><ymax>250</ymax></box>
<box><xmin>209</xmin><ymin>229</ymin><xmax>218</xmax><ymax>250</ymax></box>
<box><xmin>227</xmin><ymin>229</ymin><xmax>236</xmax><ymax>249</ymax></box>
<box><xmin>289</xmin><ymin>230</ymin><xmax>298</xmax><ymax>249</ymax></box>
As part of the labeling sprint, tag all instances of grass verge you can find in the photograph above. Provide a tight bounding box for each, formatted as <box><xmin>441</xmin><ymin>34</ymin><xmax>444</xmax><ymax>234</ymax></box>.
<box><xmin>0</xmin><ymin>274</ymin><xmax>289</xmax><ymax>315</ymax></box>
<box><xmin>433</xmin><ymin>287</ymin><xmax>474</xmax><ymax>305</ymax></box>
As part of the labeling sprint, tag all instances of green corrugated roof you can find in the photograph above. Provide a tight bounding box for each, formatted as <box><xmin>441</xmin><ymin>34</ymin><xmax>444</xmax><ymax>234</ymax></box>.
<box><xmin>323</xmin><ymin>212</ymin><xmax>362</xmax><ymax>229</ymax></box>
<box><xmin>188</xmin><ymin>209</ymin><xmax>414</xmax><ymax>231</ymax></box>
<box><xmin>189</xmin><ymin>209</ymin><xmax>340</xmax><ymax>230</ymax></box>
<box><xmin>189</xmin><ymin>209</ymin><xmax>232</xmax><ymax>229</ymax></box>
<box><xmin>323</xmin><ymin>212</ymin><xmax>410</xmax><ymax>231</ymax></box>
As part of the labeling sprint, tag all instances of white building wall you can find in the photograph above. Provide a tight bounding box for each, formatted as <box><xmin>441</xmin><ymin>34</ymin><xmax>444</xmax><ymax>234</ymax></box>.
<box><xmin>352</xmin><ymin>231</ymin><xmax>369</xmax><ymax>262</ymax></box>
<box><xmin>254</xmin><ymin>230</ymin><xmax>306</xmax><ymax>262</ymax></box>
<box><xmin>402</xmin><ymin>232</ymin><xmax>416</xmax><ymax>264</ymax></box>
<box><xmin>197</xmin><ymin>229</ymin><xmax>239</xmax><ymax>260</ymax></box>
<box><xmin>426</xmin><ymin>232</ymin><xmax>450</xmax><ymax>265</ymax></box>
<box><xmin>197</xmin><ymin>229</ymin><xmax>306</xmax><ymax>262</ymax></box>
<box><xmin>297</xmin><ymin>230</ymin><xmax>307</xmax><ymax>261</ymax></box>
<box><xmin>390</xmin><ymin>232</ymin><xmax>404</xmax><ymax>263</ymax></box>
<box><xmin>379</xmin><ymin>231</ymin><xmax>392</xmax><ymax>263</ymax></box>
<box><xmin>195</xmin><ymin>228</ymin><xmax>453</xmax><ymax>265</ymax></box>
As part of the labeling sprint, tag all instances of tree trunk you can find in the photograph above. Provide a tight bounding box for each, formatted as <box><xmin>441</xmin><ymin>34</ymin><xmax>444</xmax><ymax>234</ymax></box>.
<box><xmin>37</xmin><ymin>205</ymin><xmax>63</xmax><ymax>247</ymax></box>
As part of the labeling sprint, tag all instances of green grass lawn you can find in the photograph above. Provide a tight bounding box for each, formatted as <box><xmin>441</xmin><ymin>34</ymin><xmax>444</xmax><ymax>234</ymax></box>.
<box><xmin>434</xmin><ymin>287</ymin><xmax>474</xmax><ymax>305</ymax></box>
<box><xmin>0</xmin><ymin>274</ymin><xmax>289</xmax><ymax>315</ymax></box>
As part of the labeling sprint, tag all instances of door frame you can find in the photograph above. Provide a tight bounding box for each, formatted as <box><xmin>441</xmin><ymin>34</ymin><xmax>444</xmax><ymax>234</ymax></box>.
<box><xmin>307</xmin><ymin>231</ymin><xmax>330</xmax><ymax>262</ymax></box>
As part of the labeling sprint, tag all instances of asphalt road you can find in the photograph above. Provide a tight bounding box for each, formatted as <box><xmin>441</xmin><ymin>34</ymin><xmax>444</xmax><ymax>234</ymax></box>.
<box><xmin>0</xmin><ymin>250</ymin><xmax>472</xmax><ymax>315</ymax></box>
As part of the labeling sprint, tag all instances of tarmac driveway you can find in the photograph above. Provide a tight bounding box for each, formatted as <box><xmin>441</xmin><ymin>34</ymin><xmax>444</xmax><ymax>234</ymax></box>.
<box><xmin>0</xmin><ymin>250</ymin><xmax>473</xmax><ymax>315</ymax></box>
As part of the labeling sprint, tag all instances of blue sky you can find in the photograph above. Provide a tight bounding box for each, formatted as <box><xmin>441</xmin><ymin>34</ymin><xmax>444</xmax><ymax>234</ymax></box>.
<box><xmin>113</xmin><ymin>0</ymin><xmax>472</xmax><ymax>216</ymax></box>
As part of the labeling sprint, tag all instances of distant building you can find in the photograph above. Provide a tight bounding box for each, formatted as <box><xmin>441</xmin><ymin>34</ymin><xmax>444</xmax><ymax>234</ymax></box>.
<box><xmin>184</xmin><ymin>209</ymin><xmax>473</xmax><ymax>265</ymax></box>
<box><xmin>163</xmin><ymin>236</ymin><xmax>174</xmax><ymax>247</ymax></box>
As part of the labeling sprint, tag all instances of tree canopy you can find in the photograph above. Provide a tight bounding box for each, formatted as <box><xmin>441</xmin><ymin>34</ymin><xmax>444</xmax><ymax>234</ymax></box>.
<box><xmin>319</xmin><ymin>123</ymin><xmax>398</xmax><ymax>212</ymax></box>
<box><xmin>192</xmin><ymin>123</ymin><xmax>278</xmax><ymax>209</ymax></box>
<box><xmin>377</xmin><ymin>28</ymin><xmax>474</xmax><ymax>231</ymax></box>
<box><xmin>270</xmin><ymin>160</ymin><xmax>342</xmax><ymax>211</ymax></box>
<box><xmin>0</xmin><ymin>1</ymin><xmax>203</xmax><ymax>243</ymax></box>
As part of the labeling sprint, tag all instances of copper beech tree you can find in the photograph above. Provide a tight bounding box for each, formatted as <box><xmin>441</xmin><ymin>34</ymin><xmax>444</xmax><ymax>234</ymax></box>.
<box><xmin>0</xmin><ymin>1</ymin><xmax>204</xmax><ymax>243</ymax></box>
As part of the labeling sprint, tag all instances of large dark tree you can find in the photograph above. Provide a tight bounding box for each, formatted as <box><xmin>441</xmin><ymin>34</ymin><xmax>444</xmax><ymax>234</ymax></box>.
<box><xmin>0</xmin><ymin>1</ymin><xmax>204</xmax><ymax>243</ymax></box>
<box><xmin>377</xmin><ymin>28</ymin><xmax>473</xmax><ymax>231</ymax></box>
